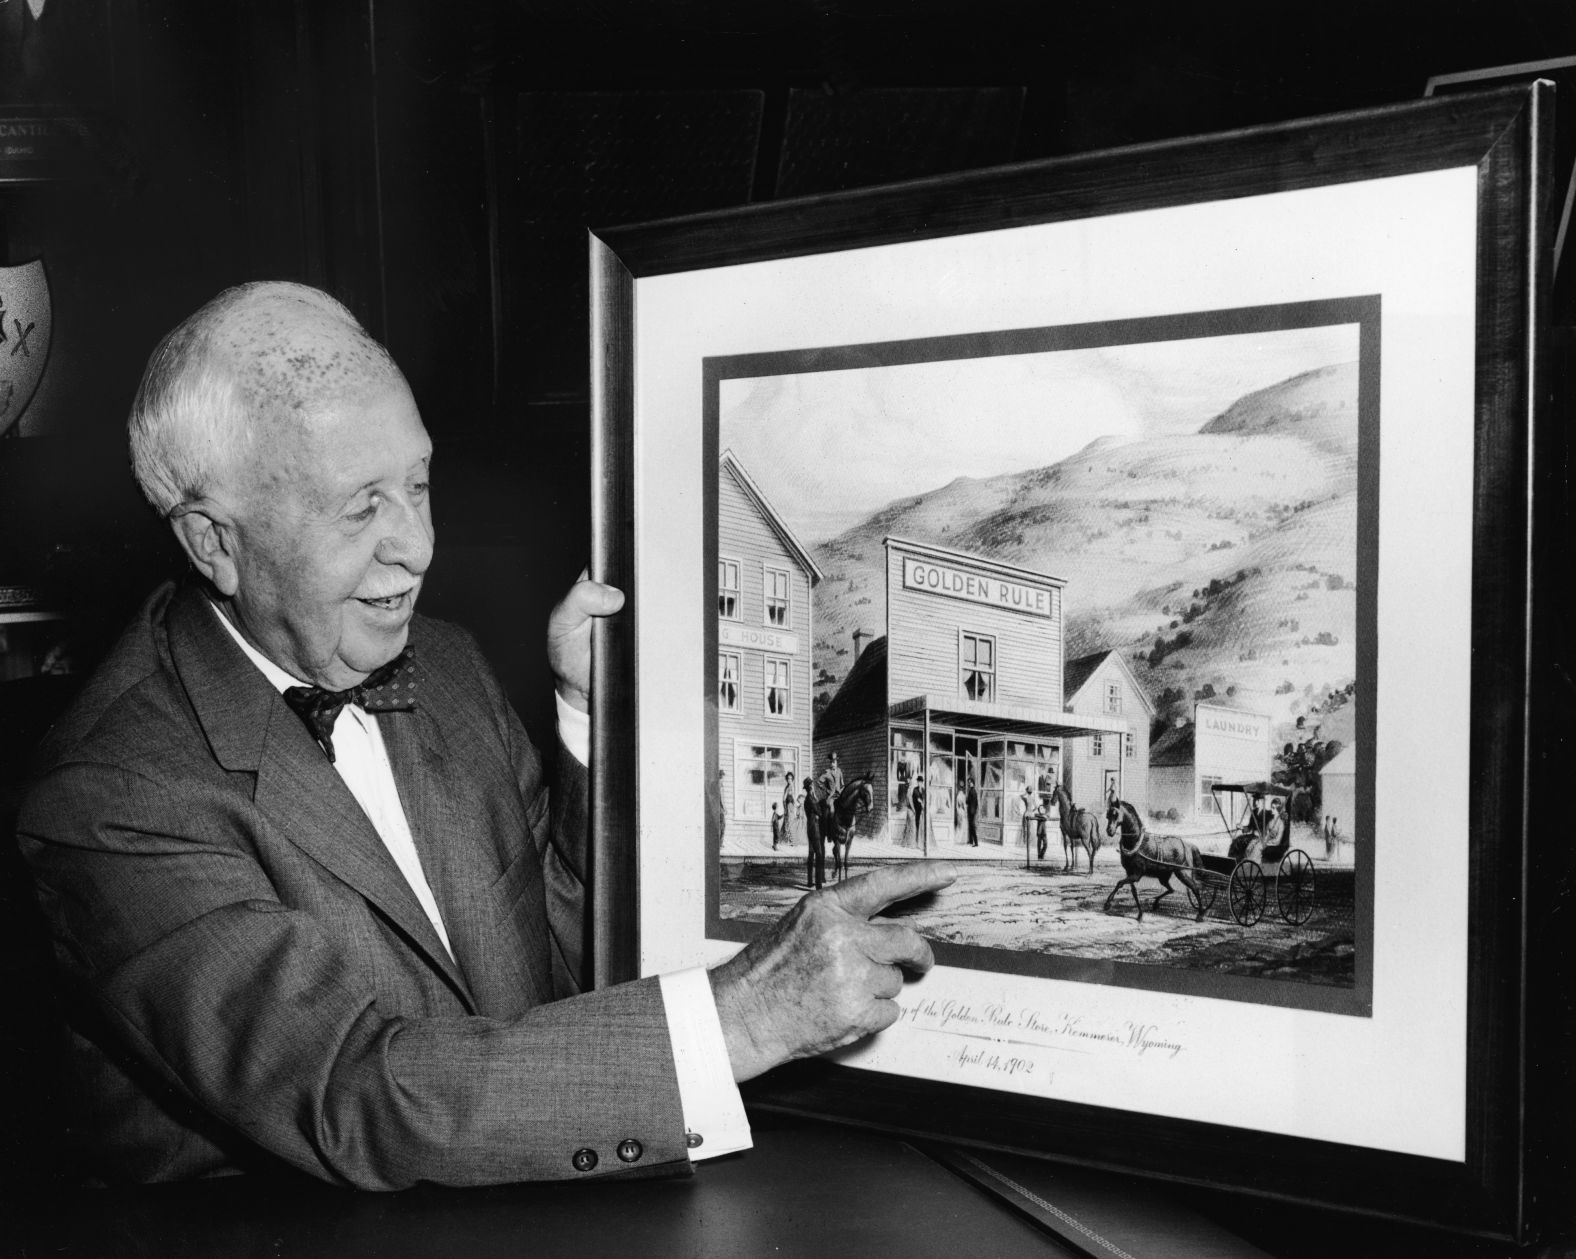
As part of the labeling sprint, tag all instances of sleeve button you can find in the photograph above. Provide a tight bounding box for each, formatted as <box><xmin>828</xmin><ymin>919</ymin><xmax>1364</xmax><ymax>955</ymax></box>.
<box><xmin>571</xmin><ymin>1148</ymin><xmax>598</xmax><ymax>1173</ymax></box>
<box><xmin>685</xmin><ymin>1131</ymin><xmax>704</xmax><ymax>1149</ymax></box>
<box><xmin>616</xmin><ymin>1138</ymin><xmax>643</xmax><ymax>1163</ymax></box>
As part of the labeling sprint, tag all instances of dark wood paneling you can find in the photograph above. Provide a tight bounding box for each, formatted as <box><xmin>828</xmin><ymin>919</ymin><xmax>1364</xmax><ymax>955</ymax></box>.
<box><xmin>774</xmin><ymin>86</ymin><xmax>1024</xmax><ymax>198</ymax></box>
<box><xmin>497</xmin><ymin>90</ymin><xmax>763</xmax><ymax>408</ymax></box>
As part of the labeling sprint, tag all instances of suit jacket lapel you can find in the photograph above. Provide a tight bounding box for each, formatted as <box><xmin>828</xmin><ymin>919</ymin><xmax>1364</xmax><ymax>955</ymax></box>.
<box><xmin>380</xmin><ymin>702</ymin><xmax>553</xmax><ymax>1015</ymax></box>
<box><xmin>165</xmin><ymin>583</ymin><xmax>475</xmax><ymax>1009</ymax></box>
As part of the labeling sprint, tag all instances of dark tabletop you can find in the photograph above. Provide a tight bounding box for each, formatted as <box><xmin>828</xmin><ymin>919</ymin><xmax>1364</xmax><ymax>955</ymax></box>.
<box><xmin>3</xmin><ymin>1114</ymin><xmax>1569</xmax><ymax>1259</ymax></box>
<box><xmin>4</xmin><ymin>1117</ymin><xmax>1065</xmax><ymax>1259</ymax></box>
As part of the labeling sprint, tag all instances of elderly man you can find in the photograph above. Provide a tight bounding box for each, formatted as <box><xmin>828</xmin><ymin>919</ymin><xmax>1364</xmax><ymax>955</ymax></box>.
<box><xmin>18</xmin><ymin>282</ymin><xmax>950</xmax><ymax>1189</ymax></box>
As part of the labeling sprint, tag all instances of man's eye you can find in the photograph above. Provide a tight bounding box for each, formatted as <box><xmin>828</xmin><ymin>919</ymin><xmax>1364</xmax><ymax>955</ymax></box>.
<box><xmin>411</xmin><ymin>481</ymin><xmax>430</xmax><ymax>498</ymax></box>
<box><xmin>347</xmin><ymin>500</ymin><xmax>378</xmax><ymax>523</ymax></box>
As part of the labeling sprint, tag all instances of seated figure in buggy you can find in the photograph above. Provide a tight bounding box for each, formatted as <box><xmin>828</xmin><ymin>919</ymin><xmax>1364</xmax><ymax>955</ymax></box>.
<box><xmin>1227</xmin><ymin>795</ymin><xmax>1286</xmax><ymax>862</ymax></box>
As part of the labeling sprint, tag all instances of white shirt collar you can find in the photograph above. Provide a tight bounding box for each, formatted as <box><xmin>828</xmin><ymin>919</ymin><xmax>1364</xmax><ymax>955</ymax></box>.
<box><xmin>206</xmin><ymin>598</ymin><xmax>311</xmax><ymax>695</ymax></box>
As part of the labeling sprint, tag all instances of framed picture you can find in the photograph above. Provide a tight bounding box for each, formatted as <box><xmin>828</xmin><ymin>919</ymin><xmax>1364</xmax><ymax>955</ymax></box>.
<box><xmin>589</xmin><ymin>84</ymin><xmax>1564</xmax><ymax>1240</ymax></box>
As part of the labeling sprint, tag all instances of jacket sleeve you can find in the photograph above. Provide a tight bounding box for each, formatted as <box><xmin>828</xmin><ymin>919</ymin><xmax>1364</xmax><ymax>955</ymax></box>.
<box><xmin>539</xmin><ymin>728</ymin><xmax>594</xmax><ymax>998</ymax></box>
<box><xmin>17</xmin><ymin>718</ymin><xmax>690</xmax><ymax>1190</ymax></box>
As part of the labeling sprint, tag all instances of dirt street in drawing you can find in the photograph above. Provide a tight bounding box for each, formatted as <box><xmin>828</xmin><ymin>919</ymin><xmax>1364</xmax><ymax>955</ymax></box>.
<box><xmin>721</xmin><ymin>849</ymin><xmax>1356</xmax><ymax>985</ymax></box>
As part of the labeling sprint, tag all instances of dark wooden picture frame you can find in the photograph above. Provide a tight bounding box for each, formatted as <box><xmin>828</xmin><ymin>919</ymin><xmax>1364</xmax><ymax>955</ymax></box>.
<box><xmin>589</xmin><ymin>85</ymin><xmax>1563</xmax><ymax>1242</ymax></box>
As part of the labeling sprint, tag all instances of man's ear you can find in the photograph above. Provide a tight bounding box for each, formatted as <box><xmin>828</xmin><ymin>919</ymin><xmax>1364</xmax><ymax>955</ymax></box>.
<box><xmin>170</xmin><ymin>506</ymin><xmax>241</xmax><ymax>596</ymax></box>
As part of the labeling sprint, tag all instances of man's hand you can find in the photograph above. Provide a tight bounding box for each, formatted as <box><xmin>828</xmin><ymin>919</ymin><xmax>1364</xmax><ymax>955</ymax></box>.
<box><xmin>546</xmin><ymin>571</ymin><xmax>625</xmax><ymax>713</ymax></box>
<box><xmin>708</xmin><ymin>862</ymin><xmax>956</xmax><ymax>1082</ymax></box>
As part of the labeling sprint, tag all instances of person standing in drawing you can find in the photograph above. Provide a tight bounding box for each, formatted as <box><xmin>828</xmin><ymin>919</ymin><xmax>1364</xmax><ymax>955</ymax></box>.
<box><xmin>895</xmin><ymin>757</ymin><xmax>912</xmax><ymax>846</ymax></box>
<box><xmin>1020</xmin><ymin>784</ymin><xmax>1048</xmax><ymax>860</ymax></box>
<box><xmin>1016</xmin><ymin>784</ymin><xmax>1035</xmax><ymax>856</ymax></box>
<box><xmin>780</xmin><ymin>775</ymin><xmax>800</xmax><ymax>851</ymax></box>
<box><xmin>803</xmin><ymin>776</ymin><xmax>826</xmax><ymax>889</ymax></box>
<box><xmin>965</xmin><ymin>774</ymin><xmax>979</xmax><ymax>846</ymax></box>
<box><xmin>1036</xmin><ymin>767</ymin><xmax>1055</xmax><ymax>827</ymax></box>
<box><xmin>911</xmin><ymin>776</ymin><xmax>927</xmax><ymax>850</ymax></box>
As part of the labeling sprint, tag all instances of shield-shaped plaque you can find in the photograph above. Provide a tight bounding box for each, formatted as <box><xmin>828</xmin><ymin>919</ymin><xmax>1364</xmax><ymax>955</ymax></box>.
<box><xmin>0</xmin><ymin>259</ymin><xmax>53</xmax><ymax>437</ymax></box>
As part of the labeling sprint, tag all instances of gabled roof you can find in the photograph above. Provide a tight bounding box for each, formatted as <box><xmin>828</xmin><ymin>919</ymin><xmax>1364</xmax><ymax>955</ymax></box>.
<box><xmin>1149</xmin><ymin>722</ymin><xmax>1194</xmax><ymax>767</ymax></box>
<box><xmin>815</xmin><ymin>635</ymin><xmax>887</xmax><ymax>738</ymax></box>
<box><xmin>1063</xmin><ymin>651</ymin><xmax>1106</xmax><ymax>698</ymax></box>
<box><xmin>1064</xmin><ymin>649</ymin><xmax>1156</xmax><ymax>718</ymax></box>
<box><xmin>720</xmin><ymin>450</ymin><xmax>824</xmax><ymax>584</ymax></box>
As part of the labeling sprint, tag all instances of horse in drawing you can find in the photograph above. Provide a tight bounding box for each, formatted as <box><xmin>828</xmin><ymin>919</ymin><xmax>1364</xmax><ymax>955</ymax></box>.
<box><xmin>1049</xmin><ymin>781</ymin><xmax>1101</xmax><ymax>873</ymax></box>
<box><xmin>1103</xmin><ymin>798</ymin><xmax>1207</xmax><ymax>922</ymax></box>
<box><xmin>808</xmin><ymin>776</ymin><xmax>874</xmax><ymax>884</ymax></box>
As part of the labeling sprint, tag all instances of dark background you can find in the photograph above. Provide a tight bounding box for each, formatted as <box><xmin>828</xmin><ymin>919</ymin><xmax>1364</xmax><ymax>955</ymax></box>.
<box><xmin>0</xmin><ymin>0</ymin><xmax>1570</xmax><ymax>1218</ymax></box>
<box><xmin>1</xmin><ymin>0</ymin><xmax>1570</xmax><ymax>750</ymax></box>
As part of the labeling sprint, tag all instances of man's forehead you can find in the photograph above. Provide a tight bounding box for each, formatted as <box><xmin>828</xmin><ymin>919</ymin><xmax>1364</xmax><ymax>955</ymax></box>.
<box><xmin>244</xmin><ymin>396</ymin><xmax>428</xmax><ymax>520</ymax></box>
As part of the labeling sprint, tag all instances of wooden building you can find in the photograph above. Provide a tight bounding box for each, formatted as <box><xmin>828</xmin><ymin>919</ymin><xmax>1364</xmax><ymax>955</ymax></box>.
<box><xmin>1061</xmin><ymin>650</ymin><xmax>1155</xmax><ymax>816</ymax></box>
<box><xmin>1147</xmin><ymin>702</ymin><xmax>1274</xmax><ymax>824</ymax></box>
<box><xmin>814</xmin><ymin>537</ymin><xmax>1131</xmax><ymax>851</ymax></box>
<box><xmin>716</xmin><ymin>451</ymin><xmax>823</xmax><ymax>849</ymax></box>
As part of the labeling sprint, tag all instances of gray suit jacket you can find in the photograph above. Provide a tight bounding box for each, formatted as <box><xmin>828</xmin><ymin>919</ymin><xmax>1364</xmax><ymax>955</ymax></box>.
<box><xmin>18</xmin><ymin>581</ymin><xmax>689</xmax><ymax>1188</ymax></box>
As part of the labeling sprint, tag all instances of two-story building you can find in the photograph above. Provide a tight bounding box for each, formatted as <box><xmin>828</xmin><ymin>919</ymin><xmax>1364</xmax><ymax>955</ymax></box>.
<box><xmin>716</xmin><ymin>451</ymin><xmax>823</xmax><ymax>850</ymax></box>
<box><xmin>814</xmin><ymin>537</ymin><xmax>1134</xmax><ymax>851</ymax></box>
<box><xmin>1062</xmin><ymin>650</ymin><xmax>1155</xmax><ymax>815</ymax></box>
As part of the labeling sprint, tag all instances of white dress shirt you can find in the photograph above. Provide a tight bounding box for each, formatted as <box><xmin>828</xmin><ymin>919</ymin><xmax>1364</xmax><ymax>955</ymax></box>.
<box><xmin>210</xmin><ymin>603</ymin><xmax>750</xmax><ymax>1162</ymax></box>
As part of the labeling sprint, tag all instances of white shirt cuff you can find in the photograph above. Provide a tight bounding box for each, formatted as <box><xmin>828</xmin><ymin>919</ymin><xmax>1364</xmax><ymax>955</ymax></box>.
<box><xmin>555</xmin><ymin>690</ymin><xmax>590</xmax><ymax>766</ymax></box>
<box><xmin>658</xmin><ymin>968</ymin><xmax>752</xmax><ymax>1162</ymax></box>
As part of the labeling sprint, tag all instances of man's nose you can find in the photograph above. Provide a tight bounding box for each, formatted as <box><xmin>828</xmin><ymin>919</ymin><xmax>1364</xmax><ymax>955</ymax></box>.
<box><xmin>374</xmin><ymin>497</ymin><xmax>434</xmax><ymax>573</ymax></box>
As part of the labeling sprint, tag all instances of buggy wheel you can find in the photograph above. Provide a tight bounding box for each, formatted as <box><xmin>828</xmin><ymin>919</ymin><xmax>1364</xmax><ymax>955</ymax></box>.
<box><xmin>1277</xmin><ymin>849</ymin><xmax>1316</xmax><ymax>925</ymax></box>
<box><xmin>1228</xmin><ymin>860</ymin><xmax>1265</xmax><ymax>926</ymax></box>
<box><xmin>1186</xmin><ymin>875</ymin><xmax>1218</xmax><ymax>915</ymax></box>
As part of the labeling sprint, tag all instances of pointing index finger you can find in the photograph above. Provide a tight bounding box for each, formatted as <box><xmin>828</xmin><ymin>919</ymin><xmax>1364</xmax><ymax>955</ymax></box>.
<box><xmin>828</xmin><ymin>861</ymin><xmax>956</xmax><ymax>920</ymax></box>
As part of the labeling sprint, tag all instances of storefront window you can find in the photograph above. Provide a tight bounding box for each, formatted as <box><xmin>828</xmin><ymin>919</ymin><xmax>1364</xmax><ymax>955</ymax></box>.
<box><xmin>734</xmin><ymin>743</ymin><xmax>798</xmax><ymax>821</ymax></box>
<box><xmin>928</xmin><ymin>747</ymin><xmax>955</xmax><ymax>821</ymax></box>
<box><xmin>953</xmin><ymin>735</ymin><xmax>980</xmax><ymax>838</ymax></box>
<box><xmin>890</xmin><ymin>728</ymin><xmax>921</xmax><ymax>809</ymax></box>
<box><xmin>1004</xmin><ymin>756</ymin><xmax>1034</xmax><ymax>827</ymax></box>
<box><xmin>981</xmin><ymin>757</ymin><xmax>1004</xmax><ymax>831</ymax></box>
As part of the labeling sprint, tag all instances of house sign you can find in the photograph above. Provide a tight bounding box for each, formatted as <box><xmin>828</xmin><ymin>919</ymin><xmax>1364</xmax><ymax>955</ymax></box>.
<box><xmin>718</xmin><ymin>622</ymin><xmax>799</xmax><ymax>655</ymax></box>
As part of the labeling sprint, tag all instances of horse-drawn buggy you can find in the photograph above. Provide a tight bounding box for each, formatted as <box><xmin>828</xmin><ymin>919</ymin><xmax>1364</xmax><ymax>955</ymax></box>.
<box><xmin>1196</xmin><ymin>782</ymin><xmax>1316</xmax><ymax>926</ymax></box>
<box><xmin>1102</xmin><ymin>783</ymin><xmax>1315</xmax><ymax>926</ymax></box>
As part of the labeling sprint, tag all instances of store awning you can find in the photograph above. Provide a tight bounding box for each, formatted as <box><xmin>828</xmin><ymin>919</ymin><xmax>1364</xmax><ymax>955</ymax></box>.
<box><xmin>889</xmin><ymin>693</ymin><xmax>1130</xmax><ymax>741</ymax></box>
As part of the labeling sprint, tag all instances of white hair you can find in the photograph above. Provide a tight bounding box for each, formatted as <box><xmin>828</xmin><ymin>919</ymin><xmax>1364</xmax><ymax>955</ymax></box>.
<box><xmin>127</xmin><ymin>281</ymin><xmax>391</xmax><ymax>517</ymax></box>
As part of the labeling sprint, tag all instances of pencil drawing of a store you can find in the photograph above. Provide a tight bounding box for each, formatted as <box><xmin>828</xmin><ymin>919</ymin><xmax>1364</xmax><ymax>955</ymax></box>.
<box><xmin>814</xmin><ymin>538</ymin><xmax>1133</xmax><ymax>850</ymax></box>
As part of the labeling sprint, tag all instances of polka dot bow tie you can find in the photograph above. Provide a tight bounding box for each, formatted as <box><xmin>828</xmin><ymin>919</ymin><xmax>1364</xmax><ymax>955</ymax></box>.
<box><xmin>282</xmin><ymin>648</ymin><xmax>418</xmax><ymax>763</ymax></box>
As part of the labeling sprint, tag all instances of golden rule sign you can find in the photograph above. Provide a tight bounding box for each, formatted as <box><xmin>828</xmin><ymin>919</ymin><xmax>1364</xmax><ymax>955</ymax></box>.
<box><xmin>901</xmin><ymin>556</ymin><xmax>1054</xmax><ymax>618</ymax></box>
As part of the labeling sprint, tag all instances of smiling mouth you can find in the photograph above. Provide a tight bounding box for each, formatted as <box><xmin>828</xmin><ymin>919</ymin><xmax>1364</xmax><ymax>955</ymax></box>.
<box><xmin>357</xmin><ymin>590</ymin><xmax>414</xmax><ymax>613</ymax></box>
